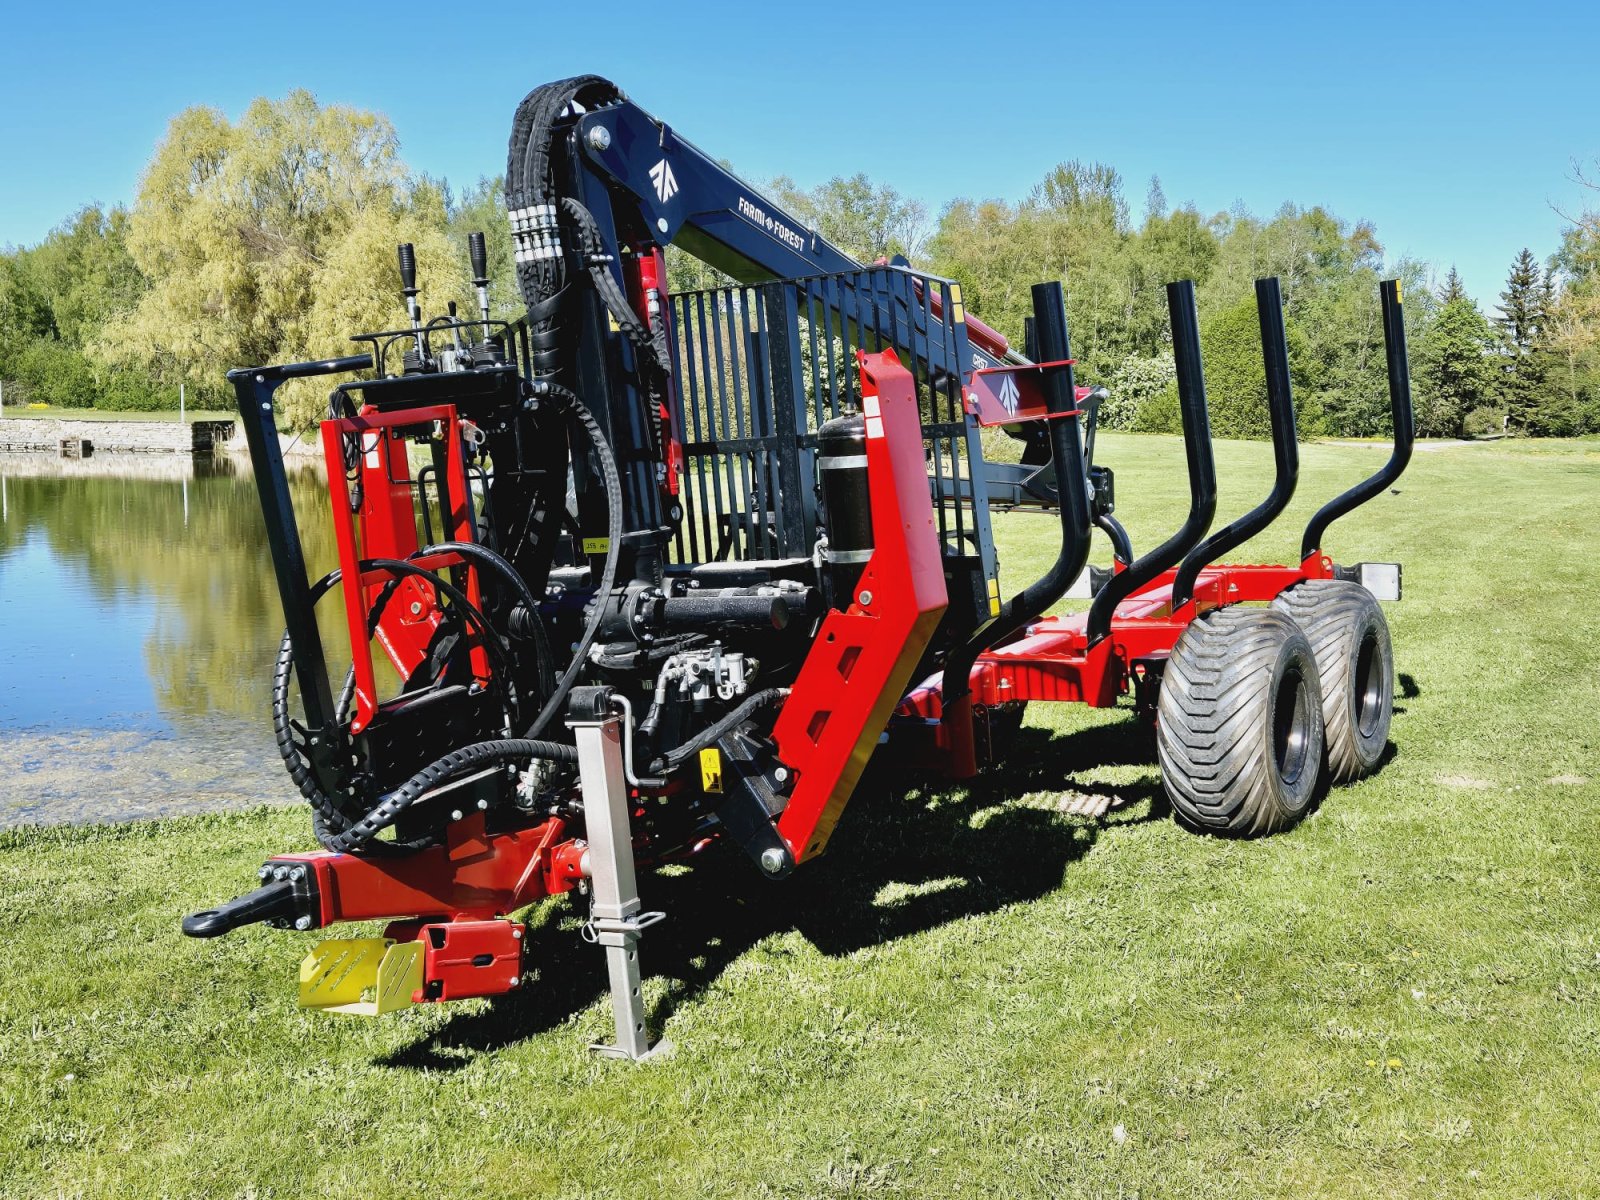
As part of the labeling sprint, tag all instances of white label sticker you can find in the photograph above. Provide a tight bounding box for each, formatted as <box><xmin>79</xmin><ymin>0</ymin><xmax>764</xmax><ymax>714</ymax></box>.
<box><xmin>865</xmin><ymin>416</ymin><xmax>884</xmax><ymax>440</ymax></box>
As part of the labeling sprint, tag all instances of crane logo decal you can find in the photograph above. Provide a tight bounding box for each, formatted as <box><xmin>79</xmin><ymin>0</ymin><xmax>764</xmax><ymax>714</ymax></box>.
<box><xmin>997</xmin><ymin>373</ymin><xmax>1020</xmax><ymax>416</ymax></box>
<box><xmin>649</xmin><ymin>159</ymin><xmax>678</xmax><ymax>204</ymax></box>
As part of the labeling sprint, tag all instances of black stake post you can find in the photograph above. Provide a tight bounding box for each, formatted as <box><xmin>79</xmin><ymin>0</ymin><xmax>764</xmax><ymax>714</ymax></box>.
<box><xmin>1300</xmin><ymin>279</ymin><xmax>1414</xmax><ymax>559</ymax></box>
<box><xmin>228</xmin><ymin>355</ymin><xmax>372</xmax><ymax>738</ymax></box>
<box><xmin>1170</xmin><ymin>276</ymin><xmax>1299</xmax><ymax>608</ymax></box>
<box><xmin>941</xmin><ymin>281</ymin><xmax>1092</xmax><ymax>709</ymax></box>
<box><xmin>1085</xmin><ymin>280</ymin><xmax>1217</xmax><ymax>646</ymax></box>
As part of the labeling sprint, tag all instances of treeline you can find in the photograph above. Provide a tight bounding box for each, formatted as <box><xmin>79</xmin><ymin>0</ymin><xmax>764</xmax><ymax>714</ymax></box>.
<box><xmin>3</xmin><ymin>91</ymin><xmax>1598</xmax><ymax>438</ymax></box>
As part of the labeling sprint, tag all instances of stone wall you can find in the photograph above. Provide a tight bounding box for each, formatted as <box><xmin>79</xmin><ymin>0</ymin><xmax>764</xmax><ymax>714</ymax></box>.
<box><xmin>0</xmin><ymin>418</ymin><xmax>236</xmax><ymax>454</ymax></box>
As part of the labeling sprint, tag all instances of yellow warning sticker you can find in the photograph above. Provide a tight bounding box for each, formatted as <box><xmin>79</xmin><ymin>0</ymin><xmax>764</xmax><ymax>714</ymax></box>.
<box><xmin>582</xmin><ymin>537</ymin><xmax>611</xmax><ymax>555</ymax></box>
<box><xmin>987</xmin><ymin>576</ymin><xmax>1002</xmax><ymax>617</ymax></box>
<box><xmin>699</xmin><ymin>747</ymin><xmax>723</xmax><ymax>794</ymax></box>
<box><xmin>950</xmin><ymin>283</ymin><xmax>966</xmax><ymax>324</ymax></box>
<box><xmin>1395</xmin><ymin>281</ymin><xmax>1403</xmax><ymax>305</ymax></box>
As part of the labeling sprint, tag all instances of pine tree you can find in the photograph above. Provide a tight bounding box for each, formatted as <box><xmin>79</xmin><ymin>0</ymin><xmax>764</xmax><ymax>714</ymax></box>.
<box><xmin>1437</xmin><ymin>266</ymin><xmax>1467</xmax><ymax>305</ymax></box>
<box><xmin>1415</xmin><ymin>291</ymin><xmax>1496</xmax><ymax>437</ymax></box>
<box><xmin>1496</xmin><ymin>248</ymin><xmax>1556</xmax><ymax>432</ymax></box>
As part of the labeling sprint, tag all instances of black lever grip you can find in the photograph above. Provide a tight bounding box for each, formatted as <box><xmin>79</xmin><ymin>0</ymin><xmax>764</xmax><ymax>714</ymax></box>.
<box><xmin>468</xmin><ymin>231</ymin><xmax>488</xmax><ymax>283</ymax></box>
<box><xmin>397</xmin><ymin>242</ymin><xmax>418</xmax><ymax>294</ymax></box>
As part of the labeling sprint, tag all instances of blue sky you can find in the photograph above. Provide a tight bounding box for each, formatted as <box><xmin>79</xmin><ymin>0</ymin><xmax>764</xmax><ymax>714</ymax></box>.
<box><xmin>3</xmin><ymin>0</ymin><xmax>1596</xmax><ymax>309</ymax></box>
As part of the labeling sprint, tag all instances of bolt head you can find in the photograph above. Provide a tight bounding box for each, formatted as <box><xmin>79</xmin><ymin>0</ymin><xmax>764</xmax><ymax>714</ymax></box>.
<box><xmin>588</xmin><ymin>125</ymin><xmax>612</xmax><ymax>151</ymax></box>
<box><xmin>759</xmin><ymin>847</ymin><xmax>787</xmax><ymax>875</ymax></box>
<box><xmin>773</xmin><ymin>766</ymin><xmax>790</xmax><ymax>784</ymax></box>
<box><xmin>289</xmin><ymin>866</ymin><xmax>306</xmax><ymax>882</ymax></box>
<box><xmin>293</xmin><ymin>915</ymin><xmax>312</xmax><ymax>931</ymax></box>
<box><xmin>450</xmin><ymin>809</ymin><xmax>464</xmax><ymax>822</ymax></box>
<box><xmin>657</xmin><ymin>218</ymin><xmax>669</xmax><ymax>234</ymax></box>
<box><xmin>858</xmin><ymin>590</ymin><xmax>873</xmax><ymax>606</ymax></box>
<box><xmin>271</xmin><ymin>866</ymin><xmax>288</xmax><ymax>881</ymax></box>
<box><xmin>258</xmin><ymin>866</ymin><xmax>271</xmax><ymax>881</ymax></box>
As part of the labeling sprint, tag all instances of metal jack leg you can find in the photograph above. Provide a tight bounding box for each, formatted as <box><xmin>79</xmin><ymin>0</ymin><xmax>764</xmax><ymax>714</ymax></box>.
<box><xmin>569</xmin><ymin>690</ymin><xmax>669</xmax><ymax>1061</ymax></box>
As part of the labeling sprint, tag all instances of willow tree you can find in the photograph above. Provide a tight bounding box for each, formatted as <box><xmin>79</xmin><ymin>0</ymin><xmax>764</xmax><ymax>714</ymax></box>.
<box><xmin>97</xmin><ymin>91</ymin><xmax>457</xmax><ymax>426</ymax></box>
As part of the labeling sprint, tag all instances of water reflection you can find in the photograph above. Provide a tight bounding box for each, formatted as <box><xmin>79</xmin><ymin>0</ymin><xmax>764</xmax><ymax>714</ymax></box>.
<box><xmin>0</xmin><ymin>453</ymin><xmax>338</xmax><ymax>825</ymax></box>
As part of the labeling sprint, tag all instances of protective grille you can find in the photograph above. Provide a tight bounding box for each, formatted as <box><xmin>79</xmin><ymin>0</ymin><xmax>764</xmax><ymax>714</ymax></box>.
<box><xmin>664</xmin><ymin>265</ymin><xmax>994</xmax><ymax>570</ymax></box>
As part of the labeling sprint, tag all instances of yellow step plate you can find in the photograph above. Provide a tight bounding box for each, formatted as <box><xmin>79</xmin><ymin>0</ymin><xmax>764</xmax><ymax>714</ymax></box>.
<box><xmin>299</xmin><ymin>937</ymin><xmax>423</xmax><ymax>1016</ymax></box>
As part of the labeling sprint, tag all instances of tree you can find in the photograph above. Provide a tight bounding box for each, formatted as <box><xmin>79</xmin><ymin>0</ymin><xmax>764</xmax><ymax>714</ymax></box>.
<box><xmin>1413</xmin><ymin>291</ymin><xmax>1496</xmax><ymax>437</ymax></box>
<box><xmin>1495</xmin><ymin>247</ymin><xmax>1556</xmax><ymax>432</ymax></box>
<box><xmin>1152</xmin><ymin>293</ymin><xmax>1317</xmax><ymax>440</ymax></box>
<box><xmin>1437</xmin><ymin>266</ymin><xmax>1468</xmax><ymax>305</ymax></box>
<box><xmin>97</xmin><ymin>92</ymin><xmax>456</xmax><ymax>422</ymax></box>
<box><xmin>768</xmin><ymin>173</ymin><xmax>928</xmax><ymax>263</ymax></box>
<box><xmin>0</xmin><ymin>257</ymin><xmax>54</xmax><ymax>343</ymax></box>
<box><xmin>22</xmin><ymin>206</ymin><xmax>146</xmax><ymax>347</ymax></box>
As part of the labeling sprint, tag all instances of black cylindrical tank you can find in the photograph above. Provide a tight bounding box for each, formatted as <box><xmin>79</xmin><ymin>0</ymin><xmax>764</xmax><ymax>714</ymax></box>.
<box><xmin>817</xmin><ymin>411</ymin><xmax>873</xmax><ymax>608</ymax></box>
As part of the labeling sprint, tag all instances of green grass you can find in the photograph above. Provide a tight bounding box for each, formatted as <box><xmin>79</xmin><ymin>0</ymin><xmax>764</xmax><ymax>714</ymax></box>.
<box><xmin>0</xmin><ymin>406</ymin><xmax>234</xmax><ymax>422</ymax></box>
<box><xmin>4</xmin><ymin>435</ymin><xmax>1598</xmax><ymax>1198</ymax></box>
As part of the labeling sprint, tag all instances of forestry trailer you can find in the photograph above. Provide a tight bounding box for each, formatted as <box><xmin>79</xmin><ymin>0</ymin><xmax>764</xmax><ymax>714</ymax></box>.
<box><xmin>184</xmin><ymin>76</ymin><xmax>1414</xmax><ymax>1057</ymax></box>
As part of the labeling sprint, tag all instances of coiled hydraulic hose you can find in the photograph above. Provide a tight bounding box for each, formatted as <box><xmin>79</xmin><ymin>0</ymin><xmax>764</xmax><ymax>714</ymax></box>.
<box><xmin>273</xmin><ymin>560</ymin><xmax>521</xmax><ymax>851</ymax></box>
<box><xmin>310</xmin><ymin>383</ymin><xmax>622</xmax><ymax>852</ymax></box>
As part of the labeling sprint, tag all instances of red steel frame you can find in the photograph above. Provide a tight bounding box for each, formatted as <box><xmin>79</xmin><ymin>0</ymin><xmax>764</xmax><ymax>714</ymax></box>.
<box><xmin>276</xmin><ymin>272</ymin><xmax>1380</xmax><ymax>1011</ymax></box>
<box><xmin>267</xmin><ymin>348</ymin><xmax>949</xmax><ymax>986</ymax></box>
<box><xmin>772</xmin><ymin>348</ymin><xmax>950</xmax><ymax>862</ymax></box>
<box><xmin>320</xmin><ymin>403</ymin><xmax>488</xmax><ymax>734</ymax></box>
<box><xmin>902</xmin><ymin>552</ymin><xmax>1338</xmax><ymax>763</ymax></box>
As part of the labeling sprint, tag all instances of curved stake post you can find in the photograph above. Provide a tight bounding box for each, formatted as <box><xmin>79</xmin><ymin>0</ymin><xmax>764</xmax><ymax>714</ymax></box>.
<box><xmin>1301</xmin><ymin>278</ymin><xmax>1414</xmax><ymax>560</ymax></box>
<box><xmin>1085</xmin><ymin>281</ymin><xmax>1216</xmax><ymax>646</ymax></box>
<box><xmin>1170</xmin><ymin>276</ymin><xmax>1299</xmax><ymax>610</ymax></box>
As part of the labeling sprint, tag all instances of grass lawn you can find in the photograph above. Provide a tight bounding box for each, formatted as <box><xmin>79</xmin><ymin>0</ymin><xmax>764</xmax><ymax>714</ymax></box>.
<box><xmin>0</xmin><ymin>406</ymin><xmax>235</xmax><ymax>422</ymax></box>
<box><xmin>3</xmin><ymin>434</ymin><xmax>1598</xmax><ymax>1198</ymax></box>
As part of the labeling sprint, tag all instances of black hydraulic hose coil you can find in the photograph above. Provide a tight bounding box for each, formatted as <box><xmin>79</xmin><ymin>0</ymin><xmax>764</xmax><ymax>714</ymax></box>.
<box><xmin>273</xmin><ymin>560</ymin><xmax>521</xmax><ymax>851</ymax></box>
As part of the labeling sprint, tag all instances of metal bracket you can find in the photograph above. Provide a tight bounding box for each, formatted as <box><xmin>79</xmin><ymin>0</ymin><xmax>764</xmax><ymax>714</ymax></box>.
<box><xmin>569</xmin><ymin>697</ymin><xmax>671</xmax><ymax>1061</ymax></box>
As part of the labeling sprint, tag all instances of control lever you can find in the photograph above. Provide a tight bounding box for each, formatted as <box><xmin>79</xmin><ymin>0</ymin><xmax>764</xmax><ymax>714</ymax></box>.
<box><xmin>397</xmin><ymin>242</ymin><xmax>426</xmax><ymax>360</ymax></box>
<box><xmin>468</xmin><ymin>231</ymin><xmax>492</xmax><ymax>340</ymax></box>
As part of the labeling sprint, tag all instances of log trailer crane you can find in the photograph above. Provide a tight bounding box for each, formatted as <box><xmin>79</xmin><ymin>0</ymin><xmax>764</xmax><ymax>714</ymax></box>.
<box><xmin>184</xmin><ymin>76</ymin><xmax>1414</xmax><ymax>1058</ymax></box>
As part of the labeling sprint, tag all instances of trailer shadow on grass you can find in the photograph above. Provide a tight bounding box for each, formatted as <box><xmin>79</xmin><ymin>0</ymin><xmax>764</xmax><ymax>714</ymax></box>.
<box><xmin>379</xmin><ymin>714</ymin><xmax>1165</xmax><ymax>1071</ymax></box>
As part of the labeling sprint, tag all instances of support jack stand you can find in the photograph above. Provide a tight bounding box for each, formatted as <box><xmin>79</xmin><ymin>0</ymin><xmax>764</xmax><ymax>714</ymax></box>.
<box><xmin>570</xmin><ymin>689</ymin><xmax>671</xmax><ymax>1061</ymax></box>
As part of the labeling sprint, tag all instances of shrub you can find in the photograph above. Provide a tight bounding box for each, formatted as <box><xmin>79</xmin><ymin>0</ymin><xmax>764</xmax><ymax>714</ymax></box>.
<box><xmin>96</xmin><ymin>369</ymin><xmax>170</xmax><ymax>411</ymax></box>
<box><xmin>1130</xmin><ymin>386</ymin><xmax>1182</xmax><ymax>434</ymax></box>
<box><xmin>1463</xmin><ymin>407</ymin><xmax>1504</xmax><ymax>438</ymax></box>
<box><xmin>1101</xmin><ymin>354</ymin><xmax>1176</xmax><ymax>430</ymax></box>
<box><xmin>12</xmin><ymin>338</ymin><xmax>95</xmax><ymax>407</ymax></box>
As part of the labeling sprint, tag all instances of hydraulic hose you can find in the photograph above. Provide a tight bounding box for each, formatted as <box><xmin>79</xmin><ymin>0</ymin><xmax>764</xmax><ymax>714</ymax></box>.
<box><xmin>416</xmin><ymin>540</ymin><xmax>556</xmax><ymax>704</ymax></box>
<box><xmin>647</xmin><ymin>687</ymin><xmax>790</xmax><ymax>776</ymax></box>
<box><xmin>273</xmin><ymin>560</ymin><xmax>522</xmax><ymax>850</ymax></box>
<box><xmin>521</xmin><ymin>380</ymin><xmax>624</xmax><ymax>740</ymax></box>
<box><xmin>326</xmin><ymin>738</ymin><xmax>579</xmax><ymax>854</ymax></box>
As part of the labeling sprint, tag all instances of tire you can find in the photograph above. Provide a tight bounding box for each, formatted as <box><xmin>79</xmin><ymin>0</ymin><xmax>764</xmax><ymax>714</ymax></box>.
<box><xmin>1272</xmin><ymin>579</ymin><xmax>1393</xmax><ymax>784</ymax></box>
<box><xmin>1157</xmin><ymin>607</ymin><xmax>1326</xmax><ymax>836</ymax></box>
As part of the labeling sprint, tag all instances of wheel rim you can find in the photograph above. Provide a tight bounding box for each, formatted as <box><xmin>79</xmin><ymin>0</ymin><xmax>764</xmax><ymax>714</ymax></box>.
<box><xmin>1354</xmin><ymin>627</ymin><xmax>1384</xmax><ymax>740</ymax></box>
<box><xmin>1273</xmin><ymin>663</ymin><xmax>1313</xmax><ymax>786</ymax></box>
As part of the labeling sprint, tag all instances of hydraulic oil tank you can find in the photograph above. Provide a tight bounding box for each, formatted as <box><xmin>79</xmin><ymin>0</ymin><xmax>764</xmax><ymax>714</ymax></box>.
<box><xmin>817</xmin><ymin>411</ymin><xmax>873</xmax><ymax>607</ymax></box>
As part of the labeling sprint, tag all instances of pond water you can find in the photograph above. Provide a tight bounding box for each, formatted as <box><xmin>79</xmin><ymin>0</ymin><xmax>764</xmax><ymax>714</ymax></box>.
<box><xmin>0</xmin><ymin>454</ymin><xmax>338</xmax><ymax>827</ymax></box>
